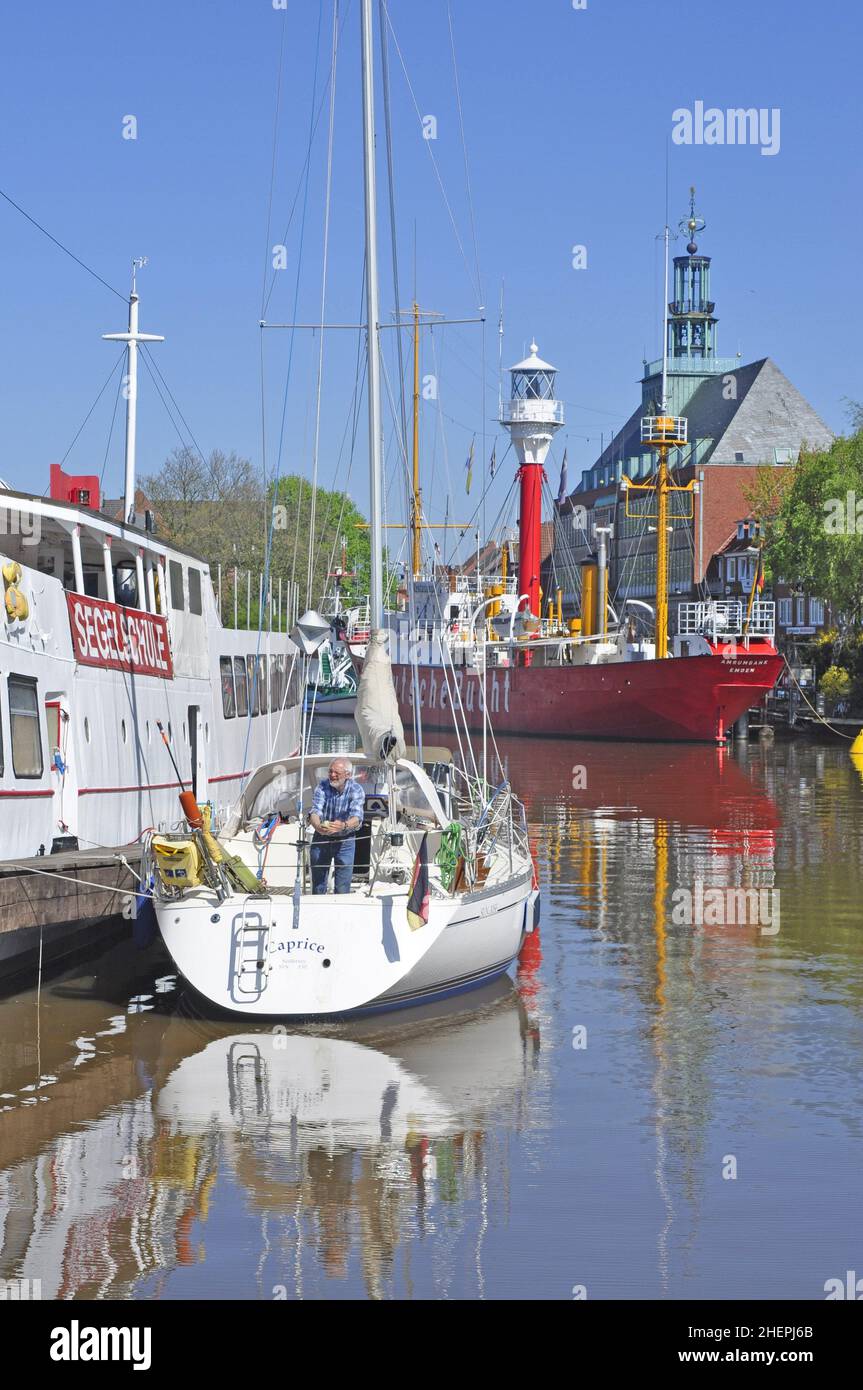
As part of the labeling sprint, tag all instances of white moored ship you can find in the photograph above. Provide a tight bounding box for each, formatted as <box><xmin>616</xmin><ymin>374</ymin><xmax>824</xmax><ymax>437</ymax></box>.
<box><xmin>0</xmin><ymin>277</ymin><xmax>302</xmax><ymax>968</ymax></box>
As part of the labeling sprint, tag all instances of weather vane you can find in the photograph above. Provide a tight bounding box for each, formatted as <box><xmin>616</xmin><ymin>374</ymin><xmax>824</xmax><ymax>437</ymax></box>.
<box><xmin>680</xmin><ymin>186</ymin><xmax>706</xmax><ymax>254</ymax></box>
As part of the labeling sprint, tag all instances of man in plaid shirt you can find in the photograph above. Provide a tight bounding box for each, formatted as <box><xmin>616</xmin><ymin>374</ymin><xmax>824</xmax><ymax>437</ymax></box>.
<box><xmin>309</xmin><ymin>758</ymin><xmax>366</xmax><ymax>894</ymax></box>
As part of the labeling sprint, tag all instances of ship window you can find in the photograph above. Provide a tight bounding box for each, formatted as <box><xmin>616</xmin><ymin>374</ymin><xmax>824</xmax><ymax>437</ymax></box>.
<box><xmin>9</xmin><ymin>676</ymin><xmax>43</xmax><ymax>779</ymax></box>
<box><xmin>258</xmin><ymin>656</ymin><xmax>268</xmax><ymax>714</ymax></box>
<box><xmin>271</xmin><ymin>655</ymin><xmax>282</xmax><ymax>710</ymax></box>
<box><xmin>246</xmin><ymin>655</ymin><xmax>259</xmax><ymax>716</ymax></box>
<box><xmin>188</xmin><ymin>568</ymin><xmax>203</xmax><ymax>615</ymax></box>
<box><xmin>234</xmin><ymin>657</ymin><xmax>248</xmax><ymax>717</ymax></box>
<box><xmin>220</xmin><ymin>657</ymin><xmax>236</xmax><ymax>719</ymax></box>
<box><xmin>115</xmin><ymin>564</ymin><xmax>138</xmax><ymax>607</ymax></box>
<box><xmin>170</xmin><ymin>561</ymin><xmax>184</xmax><ymax>611</ymax></box>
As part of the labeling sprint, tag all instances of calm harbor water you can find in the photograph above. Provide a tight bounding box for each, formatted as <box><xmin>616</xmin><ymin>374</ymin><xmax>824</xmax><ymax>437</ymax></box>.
<box><xmin>1</xmin><ymin>729</ymin><xmax>861</xmax><ymax>1300</ymax></box>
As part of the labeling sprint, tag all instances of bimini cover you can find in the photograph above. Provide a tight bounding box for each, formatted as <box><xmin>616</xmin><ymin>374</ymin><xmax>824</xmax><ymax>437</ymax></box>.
<box><xmin>354</xmin><ymin>629</ymin><xmax>406</xmax><ymax>765</ymax></box>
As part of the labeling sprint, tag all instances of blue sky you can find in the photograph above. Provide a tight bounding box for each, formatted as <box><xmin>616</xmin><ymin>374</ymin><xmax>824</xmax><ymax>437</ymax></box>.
<box><xmin>0</xmin><ymin>0</ymin><xmax>859</xmax><ymax>564</ymax></box>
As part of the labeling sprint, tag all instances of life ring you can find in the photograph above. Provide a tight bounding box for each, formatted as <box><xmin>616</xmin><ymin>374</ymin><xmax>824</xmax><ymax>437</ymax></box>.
<box><xmin>2</xmin><ymin>560</ymin><xmax>22</xmax><ymax>586</ymax></box>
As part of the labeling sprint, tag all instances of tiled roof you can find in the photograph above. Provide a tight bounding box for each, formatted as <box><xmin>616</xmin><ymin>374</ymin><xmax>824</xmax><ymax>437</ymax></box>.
<box><xmin>569</xmin><ymin>357</ymin><xmax>833</xmax><ymax>494</ymax></box>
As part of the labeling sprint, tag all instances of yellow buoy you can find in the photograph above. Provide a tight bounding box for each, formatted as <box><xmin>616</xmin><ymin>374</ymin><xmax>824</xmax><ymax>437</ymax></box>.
<box><xmin>850</xmin><ymin>729</ymin><xmax>863</xmax><ymax>759</ymax></box>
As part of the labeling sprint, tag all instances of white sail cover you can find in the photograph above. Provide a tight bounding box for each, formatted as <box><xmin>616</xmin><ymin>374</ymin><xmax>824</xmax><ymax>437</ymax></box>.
<box><xmin>354</xmin><ymin>629</ymin><xmax>406</xmax><ymax>764</ymax></box>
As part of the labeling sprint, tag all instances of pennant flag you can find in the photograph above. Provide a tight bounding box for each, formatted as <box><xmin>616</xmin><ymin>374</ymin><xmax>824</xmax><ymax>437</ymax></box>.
<box><xmin>464</xmin><ymin>437</ymin><xmax>475</xmax><ymax>494</ymax></box>
<box><xmin>406</xmin><ymin>832</ymin><xmax>430</xmax><ymax>931</ymax></box>
<box><xmin>489</xmin><ymin>444</ymin><xmax>497</xmax><ymax>479</ymax></box>
<box><xmin>556</xmin><ymin>449</ymin><xmax>569</xmax><ymax>506</ymax></box>
<box><xmin>756</xmin><ymin>549</ymin><xmax>765</xmax><ymax>592</ymax></box>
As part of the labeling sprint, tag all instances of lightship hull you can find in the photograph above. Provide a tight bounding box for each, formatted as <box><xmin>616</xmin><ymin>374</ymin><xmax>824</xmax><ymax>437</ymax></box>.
<box><xmin>393</xmin><ymin>646</ymin><xmax>783</xmax><ymax>744</ymax></box>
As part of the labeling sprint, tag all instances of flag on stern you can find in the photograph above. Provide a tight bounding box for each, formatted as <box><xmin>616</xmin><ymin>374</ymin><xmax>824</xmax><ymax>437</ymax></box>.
<box><xmin>407</xmin><ymin>832</ymin><xmax>430</xmax><ymax>931</ymax></box>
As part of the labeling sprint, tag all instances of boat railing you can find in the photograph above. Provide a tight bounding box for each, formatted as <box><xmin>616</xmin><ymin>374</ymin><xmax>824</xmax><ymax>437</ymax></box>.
<box><xmin>451</xmin><ymin>573</ymin><xmax>518</xmax><ymax>596</ymax></box>
<box><xmin>677</xmin><ymin>599</ymin><xmax>775</xmax><ymax>640</ymax></box>
<box><xmin>640</xmin><ymin>415</ymin><xmax>688</xmax><ymax>445</ymax></box>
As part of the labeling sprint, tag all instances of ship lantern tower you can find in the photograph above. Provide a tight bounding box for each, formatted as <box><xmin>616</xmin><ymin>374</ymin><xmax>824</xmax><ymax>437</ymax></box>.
<box><xmin>500</xmin><ymin>342</ymin><xmax>564</xmax><ymax>618</ymax></box>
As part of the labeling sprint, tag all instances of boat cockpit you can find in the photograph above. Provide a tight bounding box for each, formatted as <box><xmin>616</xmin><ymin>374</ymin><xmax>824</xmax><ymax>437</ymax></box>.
<box><xmin>219</xmin><ymin>750</ymin><xmax>457</xmax><ymax>894</ymax></box>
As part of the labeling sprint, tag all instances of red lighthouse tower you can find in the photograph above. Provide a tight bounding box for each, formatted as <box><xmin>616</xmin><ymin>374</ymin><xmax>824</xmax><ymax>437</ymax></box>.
<box><xmin>500</xmin><ymin>343</ymin><xmax>564</xmax><ymax>619</ymax></box>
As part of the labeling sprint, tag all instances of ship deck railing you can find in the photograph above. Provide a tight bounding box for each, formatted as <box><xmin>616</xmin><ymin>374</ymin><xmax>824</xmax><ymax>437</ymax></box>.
<box><xmin>677</xmin><ymin>599</ymin><xmax>775</xmax><ymax>641</ymax></box>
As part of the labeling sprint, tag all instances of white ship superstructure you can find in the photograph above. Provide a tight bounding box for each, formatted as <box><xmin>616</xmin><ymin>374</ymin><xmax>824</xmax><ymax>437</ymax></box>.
<box><xmin>0</xmin><ymin>274</ymin><xmax>302</xmax><ymax>874</ymax></box>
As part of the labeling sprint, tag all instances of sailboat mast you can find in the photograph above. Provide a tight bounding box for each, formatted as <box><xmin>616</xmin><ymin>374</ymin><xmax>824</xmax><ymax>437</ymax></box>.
<box><xmin>361</xmin><ymin>0</ymin><xmax>384</xmax><ymax>629</ymax></box>
<box><xmin>412</xmin><ymin>300</ymin><xmax>421</xmax><ymax>579</ymax></box>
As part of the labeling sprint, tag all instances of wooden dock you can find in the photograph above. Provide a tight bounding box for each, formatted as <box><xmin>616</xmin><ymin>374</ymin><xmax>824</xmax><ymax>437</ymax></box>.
<box><xmin>0</xmin><ymin>846</ymin><xmax>144</xmax><ymax>980</ymax></box>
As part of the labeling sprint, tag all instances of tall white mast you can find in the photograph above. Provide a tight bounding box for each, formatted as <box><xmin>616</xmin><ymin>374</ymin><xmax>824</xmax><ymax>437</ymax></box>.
<box><xmin>103</xmin><ymin>257</ymin><xmax>164</xmax><ymax>525</ymax></box>
<box><xmin>360</xmin><ymin>0</ymin><xmax>384</xmax><ymax>629</ymax></box>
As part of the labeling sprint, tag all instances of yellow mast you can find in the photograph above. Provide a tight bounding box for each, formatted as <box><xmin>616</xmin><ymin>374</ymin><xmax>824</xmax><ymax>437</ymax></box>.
<box><xmin>655</xmin><ymin>440</ymin><xmax>671</xmax><ymax>659</ymax></box>
<box><xmin>621</xmin><ymin>224</ymin><xmax>693</xmax><ymax>658</ymax></box>
<box><xmin>411</xmin><ymin>300</ymin><xmax>421</xmax><ymax>580</ymax></box>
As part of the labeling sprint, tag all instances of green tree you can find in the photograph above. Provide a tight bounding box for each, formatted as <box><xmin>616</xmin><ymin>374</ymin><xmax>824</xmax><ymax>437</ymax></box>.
<box><xmin>271</xmin><ymin>474</ymin><xmax>372</xmax><ymax>608</ymax></box>
<box><xmin>762</xmin><ymin>428</ymin><xmax>863</xmax><ymax>637</ymax></box>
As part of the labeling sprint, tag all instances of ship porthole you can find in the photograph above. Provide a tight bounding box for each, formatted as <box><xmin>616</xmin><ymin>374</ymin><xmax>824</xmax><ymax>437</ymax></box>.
<box><xmin>322</xmin><ymin>958</ymin><xmax>331</xmax><ymax>968</ymax></box>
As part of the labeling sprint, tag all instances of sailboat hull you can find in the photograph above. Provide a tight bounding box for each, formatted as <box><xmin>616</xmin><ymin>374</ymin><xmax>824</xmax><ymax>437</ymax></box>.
<box><xmin>155</xmin><ymin>870</ymin><xmax>534</xmax><ymax>1019</ymax></box>
<box><xmin>392</xmin><ymin>646</ymin><xmax>783</xmax><ymax>744</ymax></box>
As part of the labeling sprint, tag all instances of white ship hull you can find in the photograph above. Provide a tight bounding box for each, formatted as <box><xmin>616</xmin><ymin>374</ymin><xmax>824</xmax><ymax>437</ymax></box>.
<box><xmin>0</xmin><ymin>498</ymin><xmax>302</xmax><ymax>864</ymax></box>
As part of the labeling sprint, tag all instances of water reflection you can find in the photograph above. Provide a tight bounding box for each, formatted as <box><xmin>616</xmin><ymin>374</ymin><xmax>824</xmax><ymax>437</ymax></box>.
<box><xmin>0</xmin><ymin>943</ymin><xmax>542</xmax><ymax>1300</ymax></box>
<box><xmin>1</xmin><ymin>736</ymin><xmax>862</xmax><ymax>1299</ymax></box>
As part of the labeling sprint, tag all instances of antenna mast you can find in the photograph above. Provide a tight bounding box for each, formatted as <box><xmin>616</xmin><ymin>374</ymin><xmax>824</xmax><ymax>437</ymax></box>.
<box><xmin>103</xmin><ymin>257</ymin><xmax>164</xmax><ymax>526</ymax></box>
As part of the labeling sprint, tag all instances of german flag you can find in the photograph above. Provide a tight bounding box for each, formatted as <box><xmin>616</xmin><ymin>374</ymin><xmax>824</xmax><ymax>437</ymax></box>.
<box><xmin>407</xmin><ymin>832</ymin><xmax>430</xmax><ymax>932</ymax></box>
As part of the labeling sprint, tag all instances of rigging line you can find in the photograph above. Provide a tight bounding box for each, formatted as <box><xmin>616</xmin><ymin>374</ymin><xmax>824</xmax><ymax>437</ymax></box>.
<box><xmin>99</xmin><ymin>359</ymin><xmax>126</xmax><ymax>490</ymax></box>
<box><xmin>260</xmin><ymin>5</ymin><xmax>289</xmax><ymax>320</ymax></box>
<box><xmin>306</xmin><ymin>0</ymin><xmax>340</xmax><ymax>610</ymax></box>
<box><xmin>55</xmin><ymin>348</ymin><xmax>126</xmax><ymax>472</ymax></box>
<box><xmin>246</xmin><ymin>17</ymin><xmax>323</xmax><ymax>797</ymax></box>
<box><xmin>316</xmin><ymin>334</ymin><xmax>366</xmax><ymax>585</ymax></box>
<box><xmin>140</xmin><ymin>344</ymin><xmax>208</xmax><ymax>468</ymax></box>
<box><xmin>446</xmin><ymin>1</ymin><xmax>483</xmax><ymax>307</ymax></box>
<box><xmin>428</xmin><ymin>328</ymin><xmax>455</xmax><ymax>532</ymax></box>
<box><xmin>261</xmin><ymin>0</ymin><xmax>353</xmax><ymax>317</ymax></box>
<box><xmin>317</xmin><ymin>279</ymin><xmax>368</xmax><ymax>590</ymax></box>
<box><xmin>138</xmin><ymin>347</ymin><xmax>194</xmax><ymax>455</ymax></box>
<box><xmin>290</xmin><ymin>340</ymin><xmax>316</xmax><ymax>592</ymax></box>
<box><xmin>272</xmin><ymin>0</ymin><xmax>324</xmax><ymax>497</ymax></box>
<box><xmin>0</xmin><ymin>186</ymin><xmax>127</xmax><ymax>302</ymax></box>
<box><xmin>380</xmin><ymin>0</ymin><xmax>481</xmax><ymax>304</ymax></box>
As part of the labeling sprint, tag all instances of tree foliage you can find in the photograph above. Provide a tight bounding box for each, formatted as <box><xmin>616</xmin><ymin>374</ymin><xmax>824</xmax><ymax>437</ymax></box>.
<box><xmin>139</xmin><ymin>449</ymin><xmax>372</xmax><ymax>622</ymax></box>
<box><xmin>758</xmin><ymin>429</ymin><xmax>863</xmax><ymax>635</ymax></box>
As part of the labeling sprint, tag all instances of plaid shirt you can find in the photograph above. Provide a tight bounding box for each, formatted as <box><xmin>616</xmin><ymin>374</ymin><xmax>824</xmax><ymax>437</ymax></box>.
<box><xmin>311</xmin><ymin>777</ymin><xmax>365</xmax><ymax>837</ymax></box>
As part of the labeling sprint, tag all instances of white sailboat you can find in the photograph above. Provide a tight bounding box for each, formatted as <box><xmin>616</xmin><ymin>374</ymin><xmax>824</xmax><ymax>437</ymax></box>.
<box><xmin>147</xmin><ymin>0</ymin><xmax>538</xmax><ymax>1020</ymax></box>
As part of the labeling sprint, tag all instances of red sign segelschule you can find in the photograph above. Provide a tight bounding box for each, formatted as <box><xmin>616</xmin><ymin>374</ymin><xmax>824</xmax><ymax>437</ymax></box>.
<box><xmin>66</xmin><ymin>593</ymin><xmax>174</xmax><ymax>679</ymax></box>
